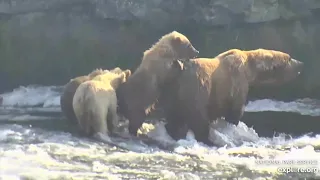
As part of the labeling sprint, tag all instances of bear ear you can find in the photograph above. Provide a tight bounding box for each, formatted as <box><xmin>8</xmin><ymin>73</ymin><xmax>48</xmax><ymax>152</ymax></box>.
<box><xmin>171</xmin><ymin>36</ymin><xmax>182</xmax><ymax>46</ymax></box>
<box><xmin>110</xmin><ymin>67</ymin><xmax>123</xmax><ymax>74</ymax></box>
<box><xmin>111</xmin><ymin>73</ymin><xmax>126</xmax><ymax>88</ymax></box>
<box><xmin>123</xmin><ymin>69</ymin><xmax>131</xmax><ymax>79</ymax></box>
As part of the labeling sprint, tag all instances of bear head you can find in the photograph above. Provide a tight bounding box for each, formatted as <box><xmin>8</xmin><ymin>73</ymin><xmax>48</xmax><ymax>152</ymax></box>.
<box><xmin>109</xmin><ymin>67</ymin><xmax>124</xmax><ymax>74</ymax></box>
<box><xmin>169</xmin><ymin>31</ymin><xmax>199</xmax><ymax>60</ymax></box>
<box><xmin>247</xmin><ymin>49</ymin><xmax>304</xmax><ymax>86</ymax></box>
<box><xmin>141</xmin><ymin>31</ymin><xmax>199</xmax><ymax>84</ymax></box>
<box><xmin>110</xmin><ymin>69</ymin><xmax>132</xmax><ymax>89</ymax></box>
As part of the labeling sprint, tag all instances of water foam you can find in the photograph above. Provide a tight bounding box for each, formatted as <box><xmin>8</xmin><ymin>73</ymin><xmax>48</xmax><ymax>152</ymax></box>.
<box><xmin>1</xmin><ymin>85</ymin><xmax>320</xmax><ymax>116</ymax></box>
<box><xmin>1</xmin><ymin>85</ymin><xmax>320</xmax><ymax>149</ymax></box>
<box><xmin>1</xmin><ymin>85</ymin><xmax>320</xmax><ymax>178</ymax></box>
<box><xmin>1</xmin><ymin>85</ymin><xmax>63</xmax><ymax>108</ymax></box>
<box><xmin>1</xmin><ymin>123</ymin><xmax>320</xmax><ymax>179</ymax></box>
<box><xmin>245</xmin><ymin>98</ymin><xmax>320</xmax><ymax>116</ymax></box>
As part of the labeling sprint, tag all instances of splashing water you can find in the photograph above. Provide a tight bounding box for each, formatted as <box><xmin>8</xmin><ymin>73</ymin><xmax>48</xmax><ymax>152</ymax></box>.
<box><xmin>0</xmin><ymin>85</ymin><xmax>320</xmax><ymax>179</ymax></box>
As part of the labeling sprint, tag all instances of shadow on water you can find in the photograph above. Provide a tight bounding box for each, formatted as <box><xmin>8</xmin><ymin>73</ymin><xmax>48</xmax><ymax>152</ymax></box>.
<box><xmin>0</xmin><ymin>115</ymin><xmax>80</xmax><ymax>135</ymax></box>
<box><xmin>242</xmin><ymin>111</ymin><xmax>320</xmax><ymax>137</ymax></box>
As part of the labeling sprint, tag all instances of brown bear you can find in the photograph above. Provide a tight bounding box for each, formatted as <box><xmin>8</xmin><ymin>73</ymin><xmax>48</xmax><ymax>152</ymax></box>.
<box><xmin>60</xmin><ymin>67</ymin><xmax>124</xmax><ymax>124</ymax></box>
<box><xmin>159</xmin><ymin>48</ymin><xmax>304</xmax><ymax>146</ymax></box>
<box><xmin>116</xmin><ymin>31</ymin><xmax>199</xmax><ymax>137</ymax></box>
<box><xmin>73</xmin><ymin>69</ymin><xmax>131</xmax><ymax>136</ymax></box>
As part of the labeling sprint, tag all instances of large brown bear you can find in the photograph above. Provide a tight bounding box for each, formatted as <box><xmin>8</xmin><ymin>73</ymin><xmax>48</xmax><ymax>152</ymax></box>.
<box><xmin>159</xmin><ymin>49</ymin><xmax>304</xmax><ymax>146</ymax></box>
<box><xmin>73</xmin><ymin>69</ymin><xmax>131</xmax><ymax>136</ymax></box>
<box><xmin>116</xmin><ymin>31</ymin><xmax>199</xmax><ymax>136</ymax></box>
<box><xmin>60</xmin><ymin>67</ymin><xmax>123</xmax><ymax>124</ymax></box>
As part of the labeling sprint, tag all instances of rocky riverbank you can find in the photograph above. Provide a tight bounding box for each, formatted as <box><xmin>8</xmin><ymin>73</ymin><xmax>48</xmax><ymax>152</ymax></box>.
<box><xmin>0</xmin><ymin>0</ymin><xmax>320</xmax><ymax>99</ymax></box>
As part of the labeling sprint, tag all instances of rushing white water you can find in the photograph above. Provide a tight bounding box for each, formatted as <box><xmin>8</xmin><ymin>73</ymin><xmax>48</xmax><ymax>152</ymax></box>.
<box><xmin>2</xmin><ymin>85</ymin><xmax>320</xmax><ymax>116</ymax></box>
<box><xmin>0</xmin><ymin>85</ymin><xmax>320</xmax><ymax>179</ymax></box>
<box><xmin>245</xmin><ymin>98</ymin><xmax>320</xmax><ymax>116</ymax></box>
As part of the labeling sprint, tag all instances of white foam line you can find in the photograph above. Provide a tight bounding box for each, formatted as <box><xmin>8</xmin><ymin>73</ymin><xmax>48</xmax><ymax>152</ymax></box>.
<box><xmin>0</xmin><ymin>115</ymin><xmax>56</xmax><ymax>121</ymax></box>
<box><xmin>245</xmin><ymin>98</ymin><xmax>320</xmax><ymax>116</ymax></box>
<box><xmin>0</xmin><ymin>107</ymin><xmax>61</xmax><ymax>113</ymax></box>
<box><xmin>1</xmin><ymin>85</ymin><xmax>63</xmax><ymax>108</ymax></box>
<box><xmin>1</xmin><ymin>85</ymin><xmax>320</xmax><ymax>117</ymax></box>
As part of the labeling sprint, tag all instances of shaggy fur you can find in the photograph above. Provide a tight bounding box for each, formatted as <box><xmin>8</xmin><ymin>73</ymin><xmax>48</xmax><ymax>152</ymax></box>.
<box><xmin>60</xmin><ymin>68</ymin><xmax>106</xmax><ymax>124</ymax></box>
<box><xmin>73</xmin><ymin>70</ymin><xmax>131</xmax><ymax>136</ymax></box>
<box><xmin>116</xmin><ymin>31</ymin><xmax>199</xmax><ymax>136</ymax></box>
<box><xmin>60</xmin><ymin>67</ymin><xmax>126</xmax><ymax>124</ymax></box>
<box><xmin>159</xmin><ymin>48</ymin><xmax>304</xmax><ymax>146</ymax></box>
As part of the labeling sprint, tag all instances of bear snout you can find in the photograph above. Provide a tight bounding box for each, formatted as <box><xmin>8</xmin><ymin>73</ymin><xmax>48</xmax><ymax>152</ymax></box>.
<box><xmin>192</xmin><ymin>46</ymin><xmax>199</xmax><ymax>58</ymax></box>
<box><xmin>291</xmin><ymin>58</ymin><xmax>304</xmax><ymax>75</ymax></box>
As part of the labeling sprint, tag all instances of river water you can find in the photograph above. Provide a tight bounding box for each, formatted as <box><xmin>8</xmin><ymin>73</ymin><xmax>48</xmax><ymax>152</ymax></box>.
<box><xmin>1</xmin><ymin>85</ymin><xmax>320</xmax><ymax>179</ymax></box>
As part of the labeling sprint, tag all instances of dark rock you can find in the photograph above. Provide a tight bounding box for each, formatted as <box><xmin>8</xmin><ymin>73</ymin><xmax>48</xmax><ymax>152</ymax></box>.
<box><xmin>0</xmin><ymin>0</ymin><xmax>319</xmax><ymax>26</ymax></box>
<box><xmin>0</xmin><ymin>0</ymin><xmax>320</xmax><ymax>99</ymax></box>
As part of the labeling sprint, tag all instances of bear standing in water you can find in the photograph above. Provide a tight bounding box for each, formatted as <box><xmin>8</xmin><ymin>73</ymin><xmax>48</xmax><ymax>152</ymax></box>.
<box><xmin>73</xmin><ymin>69</ymin><xmax>131</xmax><ymax>136</ymax></box>
<box><xmin>60</xmin><ymin>69</ymin><xmax>105</xmax><ymax>124</ymax></box>
<box><xmin>116</xmin><ymin>31</ymin><xmax>199</xmax><ymax>137</ymax></box>
<box><xmin>159</xmin><ymin>49</ymin><xmax>304</xmax><ymax>146</ymax></box>
<box><xmin>60</xmin><ymin>67</ymin><xmax>123</xmax><ymax>124</ymax></box>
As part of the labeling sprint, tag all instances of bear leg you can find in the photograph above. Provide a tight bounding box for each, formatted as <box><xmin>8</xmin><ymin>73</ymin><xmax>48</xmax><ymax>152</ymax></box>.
<box><xmin>225</xmin><ymin>99</ymin><xmax>246</xmax><ymax>126</ymax></box>
<box><xmin>77</xmin><ymin>109</ymin><xmax>95</xmax><ymax>136</ymax></box>
<box><xmin>128</xmin><ymin>109</ymin><xmax>146</xmax><ymax>136</ymax></box>
<box><xmin>187</xmin><ymin>110</ymin><xmax>214</xmax><ymax>146</ymax></box>
<box><xmin>164</xmin><ymin>110</ymin><xmax>188</xmax><ymax>141</ymax></box>
<box><xmin>191</xmin><ymin>122</ymin><xmax>213</xmax><ymax>146</ymax></box>
<box><xmin>91</xmin><ymin>107</ymin><xmax>109</xmax><ymax>135</ymax></box>
<box><xmin>165</xmin><ymin>119</ymin><xmax>188</xmax><ymax>141</ymax></box>
<box><xmin>224</xmin><ymin>87</ymin><xmax>248</xmax><ymax>125</ymax></box>
<box><xmin>61</xmin><ymin>93</ymin><xmax>78</xmax><ymax>124</ymax></box>
<box><xmin>107</xmin><ymin>104</ymin><xmax>119</xmax><ymax>134</ymax></box>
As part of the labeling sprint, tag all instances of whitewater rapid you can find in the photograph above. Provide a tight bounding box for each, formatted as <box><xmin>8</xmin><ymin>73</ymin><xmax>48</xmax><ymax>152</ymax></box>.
<box><xmin>1</xmin><ymin>85</ymin><xmax>320</xmax><ymax>179</ymax></box>
<box><xmin>2</xmin><ymin>85</ymin><xmax>320</xmax><ymax>116</ymax></box>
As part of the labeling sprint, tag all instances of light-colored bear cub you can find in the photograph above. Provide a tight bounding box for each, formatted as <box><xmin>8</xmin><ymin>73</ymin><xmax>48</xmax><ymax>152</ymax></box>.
<box><xmin>73</xmin><ymin>69</ymin><xmax>131</xmax><ymax>136</ymax></box>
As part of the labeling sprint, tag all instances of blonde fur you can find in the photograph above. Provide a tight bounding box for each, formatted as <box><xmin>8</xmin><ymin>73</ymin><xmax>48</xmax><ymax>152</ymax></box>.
<box><xmin>87</xmin><ymin>68</ymin><xmax>105</xmax><ymax>79</ymax></box>
<box><xmin>73</xmin><ymin>70</ymin><xmax>131</xmax><ymax>136</ymax></box>
<box><xmin>109</xmin><ymin>67</ymin><xmax>124</xmax><ymax>74</ymax></box>
<box><xmin>215</xmin><ymin>48</ymin><xmax>293</xmax><ymax>84</ymax></box>
<box><xmin>88</xmin><ymin>67</ymin><xmax>125</xmax><ymax>78</ymax></box>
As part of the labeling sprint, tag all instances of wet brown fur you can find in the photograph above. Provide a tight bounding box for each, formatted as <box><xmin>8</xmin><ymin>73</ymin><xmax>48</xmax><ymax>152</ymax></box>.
<box><xmin>116</xmin><ymin>31</ymin><xmax>199</xmax><ymax>136</ymax></box>
<box><xmin>159</xmin><ymin>48</ymin><xmax>303</xmax><ymax>146</ymax></box>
